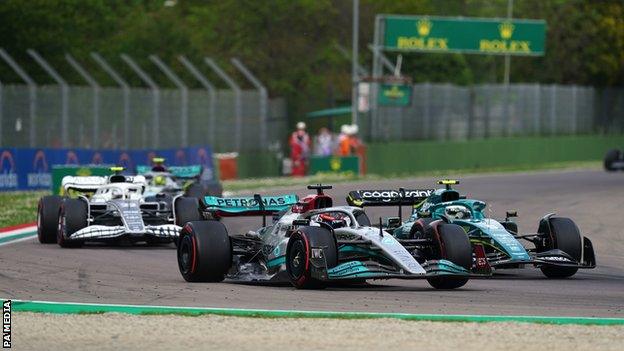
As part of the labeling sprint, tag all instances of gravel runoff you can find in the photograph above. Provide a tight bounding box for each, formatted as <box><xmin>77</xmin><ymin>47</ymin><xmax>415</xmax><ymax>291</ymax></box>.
<box><xmin>12</xmin><ymin>312</ymin><xmax>624</xmax><ymax>351</ymax></box>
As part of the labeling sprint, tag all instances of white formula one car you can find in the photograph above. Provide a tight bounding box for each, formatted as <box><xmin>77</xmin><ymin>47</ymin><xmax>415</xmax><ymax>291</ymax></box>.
<box><xmin>37</xmin><ymin>167</ymin><xmax>193</xmax><ymax>248</ymax></box>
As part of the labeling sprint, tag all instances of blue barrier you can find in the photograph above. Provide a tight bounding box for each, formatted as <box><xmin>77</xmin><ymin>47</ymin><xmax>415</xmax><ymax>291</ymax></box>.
<box><xmin>0</xmin><ymin>146</ymin><xmax>215</xmax><ymax>191</ymax></box>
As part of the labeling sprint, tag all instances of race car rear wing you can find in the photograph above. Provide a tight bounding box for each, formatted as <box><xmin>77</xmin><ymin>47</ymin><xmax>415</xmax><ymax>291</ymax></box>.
<box><xmin>136</xmin><ymin>165</ymin><xmax>202</xmax><ymax>179</ymax></box>
<box><xmin>203</xmin><ymin>194</ymin><xmax>298</xmax><ymax>217</ymax></box>
<box><xmin>346</xmin><ymin>189</ymin><xmax>435</xmax><ymax>207</ymax></box>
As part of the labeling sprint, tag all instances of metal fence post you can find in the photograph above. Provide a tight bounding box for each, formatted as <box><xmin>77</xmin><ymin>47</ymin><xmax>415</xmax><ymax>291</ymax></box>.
<box><xmin>231</xmin><ymin>58</ymin><xmax>268</xmax><ymax>149</ymax></box>
<box><xmin>149</xmin><ymin>55</ymin><xmax>188</xmax><ymax>147</ymax></box>
<box><xmin>205</xmin><ymin>57</ymin><xmax>242</xmax><ymax>151</ymax></box>
<box><xmin>66</xmin><ymin>54</ymin><xmax>100</xmax><ymax>148</ymax></box>
<box><xmin>533</xmin><ymin>84</ymin><xmax>540</xmax><ymax>135</ymax></box>
<box><xmin>571</xmin><ymin>85</ymin><xmax>578</xmax><ymax>134</ymax></box>
<box><xmin>370</xmin><ymin>15</ymin><xmax>383</xmax><ymax>141</ymax></box>
<box><xmin>484</xmin><ymin>85</ymin><xmax>491</xmax><ymax>138</ymax></box>
<box><xmin>91</xmin><ymin>52</ymin><xmax>130</xmax><ymax>149</ymax></box>
<box><xmin>121</xmin><ymin>54</ymin><xmax>160</xmax><ymax>148</ymax></box>
<box><xmin>178</xmin><ymin>55</ymin><xmax>217</xmax><ymax>147</ymax></box>
<box><xmin>0</xmin><ymin>48</ymin><xmax>37</xmax><ymax>147</ymax></box>
<box><xmin>367</xmin><ymin>44</ymin><xmax>396</xmax><ymax>73</ymax></box>
<box><xmin>550</xmin><ymin>85</ymin><xmax>557</xmax><ymax>135</ymax></box>
<box><xmin>27</xmin><ymin>49</ymin><xmax>69</xmax><ymax>147</ymax></box>
<box><xmin>424</xmin><ymin>82</ymin><xmax>431</xmax><ymax>139</ymax></box>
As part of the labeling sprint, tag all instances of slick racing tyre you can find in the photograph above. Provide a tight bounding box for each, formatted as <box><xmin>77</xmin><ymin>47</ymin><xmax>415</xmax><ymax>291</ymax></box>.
<box><xmin>174</xmin><ymin>197</ymin><xmax>203</xmax><ymax>246</ymax></box>
<box><xmin>286</xmin><ymin>226</ymin><xmax>337</xmax><ymax>289</ymax></box>
<box><xmin>57</xmin><ymin>199</ymin><xmax>87</xmax><ymax>248</ymax></box>
<box><xmin>603</xmin><ymin>149</ymin><xmax>622</xmax><ymax>171</ymax></box>
<box><xmin>37</xmin><ymin>195</ymin><xmax>63</xmax><ymax>244</ymax></box>
<box><xmin>174</xmin><ymin>197</ymin><xmax>202</xmax><ymax>226</ymax></box>
<box><xmin>177</xmin><ymin>221</ymin><xmax>231</xmax><ymax>282</ymax></box>
<box><xmin>537</xmin><ymin>217</ymin><xmax>582</xmax><ymax>278</ymax></box>
<box><xmin>413</xmin><ymin>220</ymin><xmax>471</xmax><ymax>289</ymax></box>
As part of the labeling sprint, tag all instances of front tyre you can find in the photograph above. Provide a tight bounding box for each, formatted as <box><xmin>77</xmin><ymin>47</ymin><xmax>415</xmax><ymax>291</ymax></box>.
<box><xmin>57</xmin><ymin>199</ymin><xmax>87</xmax><ymax>248</ymax></box>
<box><xmin>174</xmin><ymin>197</ymin><xmax>203</xmax><ymax>246</ymax></box>
<box><xmin>286</xmin><ymin>226</ymin><xmax>337</xmax><ymax>289</ymax></box>
<box><xmin>421</xmin><ymin>222</ymin><xmax>472</xmax><ymax>289</ymax></box>
<box><xmin>37</xmin><ymin>195</ymin><xmax>63</xmax><ymax>243</ymax></box>
<box><xmin>538</xmin><ymin>217</ymin><xmax>582</xmax><ymax>278</ymax></box>
<box><xmin>177</xmin><ymin>221</ymin><xmax>231</xmax><ymax>282</ymax></box>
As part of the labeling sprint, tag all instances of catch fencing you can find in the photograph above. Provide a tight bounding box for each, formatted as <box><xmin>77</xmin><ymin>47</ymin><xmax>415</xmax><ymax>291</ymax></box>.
<box><xmin>367</xmin><ymin>83</ymin><xmax>624</xmax><ymax>142</ymax></box>
<box><xmin>0</xmin><ymin>84</ymin><xmax>287</xmax><ymax>152</ymax></box>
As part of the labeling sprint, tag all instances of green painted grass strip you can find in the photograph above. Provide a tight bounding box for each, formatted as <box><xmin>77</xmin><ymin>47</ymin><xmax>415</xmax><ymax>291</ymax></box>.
<box><xmin>0</xmin><ymin>231</ymin><xmax>36</xmax><ymax>244</ymax></box>
<box><xmin>8</xmin><ymin>299</ymin><xmax>624</xmax><ymax>326</ymax></box>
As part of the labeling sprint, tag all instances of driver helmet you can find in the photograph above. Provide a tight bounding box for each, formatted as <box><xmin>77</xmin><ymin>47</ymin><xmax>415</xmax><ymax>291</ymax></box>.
<box><xmin>444</xmin><ymin>205</ymin><xmax>471</xmax><ymax>220</ymax></box>
<box><xmin>318</xmin><ymin>213</ymin><xmax>348</xmax><ymax>229</ymax></box>
<box><xmin>154</xmin><ymin>175</ymin><xmax>166</xmax><ymax>186</ymax></box>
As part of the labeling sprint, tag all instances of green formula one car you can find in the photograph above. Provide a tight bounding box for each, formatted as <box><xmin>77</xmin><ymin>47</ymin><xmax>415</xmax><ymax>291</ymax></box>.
<box><xmin>347</xmin><ymin>180</ymin><xmax>596</xmax><ymax>278</ymax></box>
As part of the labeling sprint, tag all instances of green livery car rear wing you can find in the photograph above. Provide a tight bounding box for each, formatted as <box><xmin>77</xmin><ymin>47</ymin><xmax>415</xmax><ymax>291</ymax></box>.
<box><xmin>203</xmin><ymin>194</ymin><xmax>299</xmax><ymax>217</ymax></box>
<box><xmin>346</xmin><ymin>189</ymin><xmax>435</xmax><ymax>207</ymax></box>
<box><xmin>136</xmin><ymin>165</ymin><xmax>202</xmax><ymax>178</ymax></box>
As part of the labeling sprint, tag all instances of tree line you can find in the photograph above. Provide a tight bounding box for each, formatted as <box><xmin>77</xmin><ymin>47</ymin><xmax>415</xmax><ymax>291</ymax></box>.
<box><xmin>0</xmin><ymin>0</ymin><xmax>622</xmax><ymax>120</ymax></box>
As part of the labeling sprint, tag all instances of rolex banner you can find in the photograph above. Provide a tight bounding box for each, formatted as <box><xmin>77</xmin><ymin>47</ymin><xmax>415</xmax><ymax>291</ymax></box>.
<box><xmin>382</xmin><ymin>15</ymin><xmax>546</xmax><ymax>56</ymax></box>
<box><xmin>309</xmin><ymin>156</ymin><xmax>360</xmax><ymax>175</ymax></box>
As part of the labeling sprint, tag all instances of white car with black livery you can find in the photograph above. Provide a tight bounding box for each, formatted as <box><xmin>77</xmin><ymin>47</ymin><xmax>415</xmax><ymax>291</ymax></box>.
<box><xmin>37</xmin><ymin>167</ymin><xmax>193</xmax><ymax>248</ymax></box>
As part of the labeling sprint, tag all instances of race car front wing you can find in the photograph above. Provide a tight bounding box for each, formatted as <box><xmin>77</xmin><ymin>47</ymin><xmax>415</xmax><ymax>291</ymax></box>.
<box><xmin>67</xmin><ymin>224</ymin><xmax>181</xmax><ymax>241</ymax></box>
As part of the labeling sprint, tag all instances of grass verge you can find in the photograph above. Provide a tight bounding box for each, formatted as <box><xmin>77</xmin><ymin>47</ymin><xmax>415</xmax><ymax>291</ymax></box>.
<box><xmin>0</xmin><ymin>191</ymin><xmax>48</xmax><ymax>227</ymax></box>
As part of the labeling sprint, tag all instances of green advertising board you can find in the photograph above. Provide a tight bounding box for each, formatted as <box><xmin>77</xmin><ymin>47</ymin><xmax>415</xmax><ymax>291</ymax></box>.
<box><xmin>378</xmin><ymin>84</ymin><xmax>412</xmax><ymax>107</ymax></box>
<box><xmin>309</xmin><ymin>156</ymin><xmax>360</xmax><ymax>175</ymax></box>
<box><xmin>51</xmin><ymin>165</ymin><xmax>113</xmax><ymax>195</ymax></box>
<box><xmin>382</xmin><ymin>15</ymin><xmax>546</xmax><ymax>56</ymax></box>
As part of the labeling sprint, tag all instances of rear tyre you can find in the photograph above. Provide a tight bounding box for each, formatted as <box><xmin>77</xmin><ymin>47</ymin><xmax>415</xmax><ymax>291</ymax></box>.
<box><xmin>37</xmin><ymin>195</ymin><xmax>63</xmax><ymax>244</ymax></box>
<box><xmin>420</xmin><ymin>222</ymin><xmax>471</xmax><ymax>289</ymax></box>
<box><xmin>286</xmin><ymin>226</ymin><xmax>338</xmax><ymax>289</ymax></box>
<box><xmin>604</xmin><ymin>149</ymin><xmax>621</xmax><ymax>171</ymax></box>
<box><xmin>537</xmin><ymin>217</ymin><xmax>582</xmax><ymax>278</ymax></box>
<box><xmin>57</xmin><ymin>199</ymin><xmax>87</xmax><ymax>248</ymax></box>
<box><xmin>177</xmin><ymin>221</ymin><xmax>231</xmax><ymax>282</ymax></box>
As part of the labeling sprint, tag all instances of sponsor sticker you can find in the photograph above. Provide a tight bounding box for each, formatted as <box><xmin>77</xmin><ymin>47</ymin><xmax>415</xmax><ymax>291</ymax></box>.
<box><xmin>360</xmin><ymin>189</ymin><xmax>434</xmax><ymax>201</ymax></box>
<box><xmin>2</xmin><ymin>300</ymin><xmax>10</xmax><ymax>348</ymax></box>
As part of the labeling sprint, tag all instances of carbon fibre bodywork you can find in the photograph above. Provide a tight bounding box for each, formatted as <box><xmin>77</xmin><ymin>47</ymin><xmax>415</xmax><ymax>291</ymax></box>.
<box><xmin>200</xmin><ymin>192</ymin><xmax>470</xmax><ymax>285</ymax></box>
<box><xmin>346</xmin><ymin>183</ymin><xmax>597</xmax><ymax>275</ymax></box>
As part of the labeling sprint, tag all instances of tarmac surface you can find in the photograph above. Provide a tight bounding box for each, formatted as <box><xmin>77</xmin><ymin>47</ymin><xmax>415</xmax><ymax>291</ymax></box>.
<box><xmin>2</xmin><ymin>169</ymin><xmax>623</xmax><ymax>317</ymax></box>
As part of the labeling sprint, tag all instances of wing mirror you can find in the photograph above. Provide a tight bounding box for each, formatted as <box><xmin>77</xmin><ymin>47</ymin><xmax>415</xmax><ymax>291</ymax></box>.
<box><xmin>384</xmin><ymin>216</ymin><xmax>401</xmax><ymax>228</ymax></box>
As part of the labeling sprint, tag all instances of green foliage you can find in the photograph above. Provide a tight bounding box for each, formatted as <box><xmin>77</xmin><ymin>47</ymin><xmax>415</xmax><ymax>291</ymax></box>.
<box><xmin>0</xmin><ymin>0</ymin><xmax>621</xmax><ymax>120</ymax></box>
<box><xmin>0</xmin><ymin>191</ymin><xmax>48</xmax><ymax>227</ymax></box>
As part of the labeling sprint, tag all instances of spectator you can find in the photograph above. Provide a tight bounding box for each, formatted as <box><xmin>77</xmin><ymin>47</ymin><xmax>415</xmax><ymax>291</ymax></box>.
<box><xmin>289</xmin><ymin>121</ymin><xmax>311</xmax><ymax>177</ymax></box>
<box><xmin>337</xmin><ymin>124</ymin><xmax>351</xmax><ymax>156</ymax></box>
<box><xmin>349</xmin><ymin>124</ymin><xmax>367</xmax><ymax>175</ymax></box>
<box><xmin>314</xmin><ymin>127</ymin><xmax>334</xmax><ymax>156</ymax></box>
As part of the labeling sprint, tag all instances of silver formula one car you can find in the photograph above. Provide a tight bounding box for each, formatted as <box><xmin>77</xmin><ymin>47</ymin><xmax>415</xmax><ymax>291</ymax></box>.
<box><xmin>175</xmin><ymin>185</ymin><xmax>472</xmax><ymax>289</ymax></box>
<box><xmin>37</xmin><ymin>167</ymin><xmax>192</xmax><ymax>248</ymax></box>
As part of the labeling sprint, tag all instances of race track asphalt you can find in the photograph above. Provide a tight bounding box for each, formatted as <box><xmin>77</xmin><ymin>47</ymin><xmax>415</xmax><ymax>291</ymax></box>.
<box><xmin>1</xmin><ymin>169</ymin><xmax>623</xmax><ymax>317</ymax></box>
